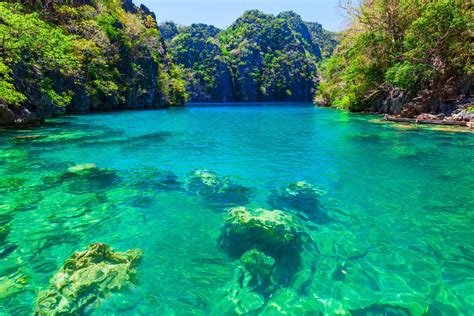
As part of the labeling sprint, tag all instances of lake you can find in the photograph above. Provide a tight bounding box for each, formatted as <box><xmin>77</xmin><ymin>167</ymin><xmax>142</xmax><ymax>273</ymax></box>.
<box><xmin>0</xmin><ymin>104</ymin><xmax>473</xmax><ymax>315</ymax></box>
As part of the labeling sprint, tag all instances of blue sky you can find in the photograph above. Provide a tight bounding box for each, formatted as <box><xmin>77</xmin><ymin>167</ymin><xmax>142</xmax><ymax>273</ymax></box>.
<box><xmin>137</xmin><ymin>0</ymin><xmax>345</xmax><ymax>32</ymax></box>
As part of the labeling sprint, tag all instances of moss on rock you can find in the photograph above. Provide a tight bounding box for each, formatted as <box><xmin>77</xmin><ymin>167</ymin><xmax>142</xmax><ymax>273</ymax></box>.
<box><xmin>220</xmin><ymin>207</ymin><xmax>304</xmax><ymax>257</ymax></box>
<box><xmin>34</xmin><ymin>243</ymin><xmax>143</xmax><ymax>315</ymax></box>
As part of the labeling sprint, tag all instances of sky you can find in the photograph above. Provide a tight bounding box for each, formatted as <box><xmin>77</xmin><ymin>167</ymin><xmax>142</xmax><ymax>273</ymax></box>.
<box><xmin>137</xmin><ymin>0</ymin><xmax>346</xmax><ymax>32</ymax></box>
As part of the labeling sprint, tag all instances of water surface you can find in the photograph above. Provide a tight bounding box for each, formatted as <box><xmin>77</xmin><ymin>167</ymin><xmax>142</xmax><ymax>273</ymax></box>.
<box><xmin>0</xmin><ymin>104</ymin><xmax>473</xmax><ymax>315</ymax></box>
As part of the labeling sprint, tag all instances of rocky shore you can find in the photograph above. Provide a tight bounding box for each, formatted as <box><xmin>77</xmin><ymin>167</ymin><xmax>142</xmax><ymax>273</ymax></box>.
<box><xmin>384</xmin><ymin>101</ymin><xmax>474</xmax><ymax>130</ymax></box>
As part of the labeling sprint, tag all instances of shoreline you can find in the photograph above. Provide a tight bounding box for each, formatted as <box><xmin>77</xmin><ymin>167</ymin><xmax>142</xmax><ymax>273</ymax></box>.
<box><xmin>384</xmin><ymin>115</ymin><xmax>474</xmax><ymax>130</ymax></box>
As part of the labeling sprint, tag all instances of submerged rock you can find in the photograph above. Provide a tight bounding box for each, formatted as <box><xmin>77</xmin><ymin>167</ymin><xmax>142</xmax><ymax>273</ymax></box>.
<box><xmin>10</xmin><ymin>134</ymin><xmax>47</xmax><ymax>142</ymax></box>
<box><xmin>185</xmin><ymin>170</ymin><xmax>252</xmax><ymax>207</ymax></box>
<box><xmin>210</xmin><ymin>249</ymin><xmax>275</xmax><ymax>315</ymax></box>
<box><xmin>35</xmin><ymin>243</ymin><xmax>142</xmax><ymax>315</ymax></box>
<box><xmin>67</xmin><ymin>163</ymin><xmax>98</xmax><ymax>174</ymax></box>
<box><xmin>128</xmin><ymin>168</ymin><xmax>181</xmax><ymax>191</ymax></box>
<box><xmin>268</xmin><ymin>181</ymin><xmax>329</xmax><ymax>223</ymax></box>
<box><xmin>43</xmin><ymin>164</ymin><xmax>120</xmax><ymax>194</ymax></box>
<box><xmin>240</xmin><ymin>249</ymin><xmax>276</xmax><ymax>290</ymax></box>
<box><xmin>220</xmin><ymin>207</ymin><xmax>304</xmax><ymax>257</ymax></box>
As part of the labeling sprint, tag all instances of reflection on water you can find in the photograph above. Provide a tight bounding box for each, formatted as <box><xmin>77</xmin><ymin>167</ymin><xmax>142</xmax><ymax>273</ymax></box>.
<box><xmin>0</xmin><ymin>104</ymin><xmax>473</xmax><ymax>315</ymax></box>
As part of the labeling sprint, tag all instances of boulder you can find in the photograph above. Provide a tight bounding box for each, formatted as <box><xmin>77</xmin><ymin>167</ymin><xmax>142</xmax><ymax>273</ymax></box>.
<box><xmin>0</xmin><ymin>104</ymin><xmax>15</xmax><ymax>126</ymax></box>
<box><xmin>35</xmin><ymin>243</ymin><xmax>143</xmax><ymax>315</ymax></box>
<box><xmin>220</xmin><ymin>207</ymin><xmax>304</xmax><ymax>257</ymax></box>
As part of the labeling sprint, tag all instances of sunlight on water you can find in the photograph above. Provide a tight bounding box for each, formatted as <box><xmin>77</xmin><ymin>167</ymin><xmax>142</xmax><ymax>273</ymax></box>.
<box><xmin>0</xmin><ymin>104</ymin><xmax>473</xmax><ymax>315</ymax></box>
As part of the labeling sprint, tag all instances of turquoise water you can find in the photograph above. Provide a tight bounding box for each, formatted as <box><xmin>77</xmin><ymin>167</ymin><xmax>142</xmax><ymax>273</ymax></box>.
<box><xmin>0</xmin><ymin>104</ymin><xmax>473</xmax><ymax>315</ymax></box>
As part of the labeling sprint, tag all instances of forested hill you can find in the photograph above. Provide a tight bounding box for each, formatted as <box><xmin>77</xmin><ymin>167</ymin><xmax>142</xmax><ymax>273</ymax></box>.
<box><xmin>317</xmin><ymin>1</ymin><xmax>472</xmax><ymax>118</ymax></box>
<box><xmin>0</xmin><ymin>0</ymin><xmax>187</xmax><ymax>127</ymax></box>
<box><xmin>160</xmin><ymin>10</ymin><xmax>338</xmax><ymax>102</ymax></box>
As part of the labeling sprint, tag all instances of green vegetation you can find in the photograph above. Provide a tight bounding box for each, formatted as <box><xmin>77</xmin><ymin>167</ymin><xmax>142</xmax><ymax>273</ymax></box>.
<box><xmin>161</xmin><ymin>11</ymin><xmax>337</xmax><ymax>102</ymax></box>
<box><xmin>167</xmin><ymin>24</ymin><xmax>229</xmax><ymax>101</ymax></box>
<box><xmin>317</xmin><ymin>0</ymin><xmax>472</xmax><ymax>115</ymax></box>
<box><xmin>0</xmin><ymin>0</ymin><xmax>186</xmax><ymax>126</ymax></box>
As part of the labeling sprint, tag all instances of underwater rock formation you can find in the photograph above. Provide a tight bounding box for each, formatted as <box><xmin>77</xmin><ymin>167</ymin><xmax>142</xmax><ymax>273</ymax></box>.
<box><xmin>35</xmin><ymin>243</ymin><xmax>142</xmax><ymax>315</ymax></box>
<box><xmin>268</xmin><ymin>181</ymin><xmax>329</xmax><ymax>223</ymax></box>
<box><xmin>219</xmin><ymin>207</ymin><xmax>305</xmax><ymax>258</ymax></box>
<box><xmin>210</xmin><ymin>249</ymin><xmax>276</xmax><ymax>315</ymax></box>
<box><xmin>185</xmin><ymin>170</ymin><xmax>252</xmax><ymax>207</ymax></box>
<box><xmin>43</xmin><ymin>164</ymin><xmax>120</xmax><ymax>194</ymax></box>
<box><xmin>240</xmin><ymin>249</ymin><xmax>276</xmax><ymax>291</ymax></box>
<box><xmin>128</xmin><ymin>168</ymin><xmax>181</xmax><ymax>191</ymax></box>
<box><xmin>67</xmin><ymin>163</ymin><xmax>98</xmax><ymax>175</ymax></box>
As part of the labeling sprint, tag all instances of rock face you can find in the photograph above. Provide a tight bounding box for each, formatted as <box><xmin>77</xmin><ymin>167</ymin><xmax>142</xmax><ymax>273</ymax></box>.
<box><xmin>0</xmin><ymin>0</ymin><xmax>187</xmax><ymax>127</ymax></box>
<box><xmin>35</xmin><ymin>243</ymin><xmax>143</xmax><ymax>315</ymax></box>
<box><xmin>161</xmin><ymin>11</ymin><xmax>337</xmax><ymax>102</ymax></box>
<box><xmin>371</xmin><ymin>86</ymin><xmax>473</xmax><ymax>119</ymax></box>
<box><xmin>166</xmin><ymin>24</ymin><xmax>235</xmax><ymax>102</ymax></box>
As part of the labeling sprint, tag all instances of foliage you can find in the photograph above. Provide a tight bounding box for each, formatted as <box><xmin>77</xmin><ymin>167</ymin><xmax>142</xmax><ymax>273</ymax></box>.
<box><xmin>0</xmin><ymin>0</ymin><xmax>187</xmax><ymax>125</ymax></box>
<box><xmin>161</xmin><ymin>10</ymin><xmax>337</xmax><ymax>102</ymax></box>
<box><xmin>0</xmin><ymin>2</ymin><xmax>78</xmax><ymax>107</ymax></box>
<box><xmin>0</xmin><ymin>61</ymin><xmax>27</xmax><ymax>106</ymax></box>
<box><xmin>317</xmin><ymin>0</ymin><xmax>472</xmax><ymax>112</ymax></box>
<box><xmin>168</xmin><ymin>23</ymin><xmax>229</xmax><ymax>101</ymax></box>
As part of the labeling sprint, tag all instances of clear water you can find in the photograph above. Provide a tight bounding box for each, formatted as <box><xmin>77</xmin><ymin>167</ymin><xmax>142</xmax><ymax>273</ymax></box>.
<box><xmin>0</xmin><ymin>104</ymin><xmax>473</xmax><ymax>315</ymax></box>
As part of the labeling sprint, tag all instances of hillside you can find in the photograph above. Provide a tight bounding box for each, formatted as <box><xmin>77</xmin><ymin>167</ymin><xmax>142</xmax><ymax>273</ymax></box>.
<box><xmin>317</xmin><ymin>0</ymin><xmax>472</xmax><ymax>118</ymax></box>
<box><xmin>0</xmin><ymin>0</ymin><xmax>187</xmax><ymax>127</ymax></box>
<box><xmin>161</xmin><ymin>10</ymin><xmax>337</xmax><ymax>102</ymax></box>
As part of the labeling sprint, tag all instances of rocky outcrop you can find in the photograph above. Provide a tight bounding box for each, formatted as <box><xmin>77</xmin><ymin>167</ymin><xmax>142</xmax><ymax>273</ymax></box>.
<box><xmin>35</xmin><ymin>243</ymin><xmax>142</xmax><ymax>315</ymax></box>
<box><xmin>0</xmin><ymin>0</ymin><xmax>186</xmax><ymax>128</ymax></box>
<box><xmin>161</xmin><ymin>11</ymin><xmax>337</xmax><ymax>103</ymax></box>
<box><xmin>372</xmin><ymin>79</ymin><xmax>474</xmax><ymax>128</ymax></box>
<box><xmin>167</xmin><ymin>23</ymin><xmax>235</xmax><ymax>102</ymax></box>
<box><xmin>0</xmin><ymin>104</ymin><xmax>40</xmax><ymax>127</ymax></box>
<box><xmin>219</xmin><ymin>207</ymin><xmax>305</xmax><ymax>257</ymax></box>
